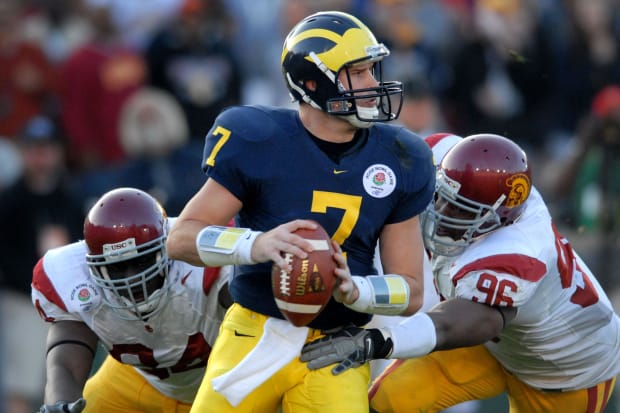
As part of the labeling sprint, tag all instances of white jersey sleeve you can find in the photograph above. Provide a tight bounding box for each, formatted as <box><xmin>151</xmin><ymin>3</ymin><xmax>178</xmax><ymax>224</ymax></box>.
<box><xmin>31</xmin><ymin>237</ymin><xmax>232</xmax><ymax>403</ymax></box>
<box><xmin>432</xmin><ymin>187</ymin><xmax>620</xmax><ymax>391</ymax></box>
<box><xmin>32</xmin><ymin>241</ymin><xmax>101</xmax><ymax>322</ymax></box>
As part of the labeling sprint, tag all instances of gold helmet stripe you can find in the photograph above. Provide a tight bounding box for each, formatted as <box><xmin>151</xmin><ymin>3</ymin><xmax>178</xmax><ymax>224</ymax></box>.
<box><xmin>284</xmin><ymin>28</ymin><xmax>384</xmax><ymax>72</ymax></box>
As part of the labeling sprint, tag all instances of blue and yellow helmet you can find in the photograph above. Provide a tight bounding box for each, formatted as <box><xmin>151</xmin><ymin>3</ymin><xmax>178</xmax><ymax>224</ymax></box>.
<box><xmin>281</xmin><ymin>11</ymin><xmax>403</xmax><ymax>127</ymax></box>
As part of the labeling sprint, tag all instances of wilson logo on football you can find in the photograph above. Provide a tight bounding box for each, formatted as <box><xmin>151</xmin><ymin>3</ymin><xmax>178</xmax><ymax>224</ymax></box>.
<box><xmin>271</xmin><ymin>223</ymin><xmax>337</xmax><ymax>326</ymax></box>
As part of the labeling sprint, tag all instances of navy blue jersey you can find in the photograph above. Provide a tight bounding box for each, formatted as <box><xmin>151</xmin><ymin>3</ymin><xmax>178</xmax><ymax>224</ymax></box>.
<box><xmin>201</xmin><ymin>105</ymin><xmax>435</xmax><ymax>329</ymax></box>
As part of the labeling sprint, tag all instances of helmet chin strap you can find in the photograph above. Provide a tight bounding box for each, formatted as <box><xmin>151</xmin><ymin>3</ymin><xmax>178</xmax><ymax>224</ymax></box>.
<box><xmin>347</xmin><ymin>105</ymin><xmax>379</xmax><ymax>128</ymax></box>
<box><xmin>346</xmin><ymin>114</ymin><xmax>372</xmax><ymax>129</ymax></box>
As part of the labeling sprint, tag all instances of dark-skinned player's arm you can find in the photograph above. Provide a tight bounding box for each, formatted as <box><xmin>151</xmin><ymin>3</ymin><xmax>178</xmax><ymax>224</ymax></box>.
<box><xmin>39</xmin><ymin>320</ymin><xmax>99</xmax><ymax>412</ymax></box>
<box><xmin>301</xmin><ymin>298</ymin><xmax>516</xmax><ymax>375</ymax></box>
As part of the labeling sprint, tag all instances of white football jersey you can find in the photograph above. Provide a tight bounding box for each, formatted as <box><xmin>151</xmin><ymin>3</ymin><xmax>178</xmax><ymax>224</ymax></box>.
<box><xmin>432</xmin><ymin>187</ymin><xmax>620</xmax><ymax>391</ymax></box>
<box><xmin>31</xmin><ymin>238</ymin><xmax>231</xmax><ymax>403</ymax></box>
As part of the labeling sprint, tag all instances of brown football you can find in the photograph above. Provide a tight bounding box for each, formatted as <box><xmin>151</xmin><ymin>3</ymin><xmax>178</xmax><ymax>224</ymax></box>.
<box><xmin>271</xmin><ymin>222</ymin><xmax>336</xmax><ymax>327</ymax></box>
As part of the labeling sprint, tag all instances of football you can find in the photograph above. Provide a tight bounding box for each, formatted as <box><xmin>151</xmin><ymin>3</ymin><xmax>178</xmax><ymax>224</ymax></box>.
<box><xmin>271</xmin><ymin>222</ymin><xmax>337</xmax><ymax>327</ymax></box>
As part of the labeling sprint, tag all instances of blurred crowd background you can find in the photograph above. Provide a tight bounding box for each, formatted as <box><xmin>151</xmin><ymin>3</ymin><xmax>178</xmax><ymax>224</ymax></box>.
<box><xmin>0</xmin><ymin>0</ymin><xmax>619</xmax><ymax>412</ymax></box>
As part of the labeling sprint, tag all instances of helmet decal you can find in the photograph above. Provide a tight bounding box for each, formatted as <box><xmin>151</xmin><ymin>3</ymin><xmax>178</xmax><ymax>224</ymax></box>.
<box><xmin>102</xmin><ymin>238</ymin><xmax>138</xmax><ymax>258</ymax></box>
<box><xmin>505</xmin><ymin>173</ymin><xmax>531</xmax><ymax>208</ymax></box>
<box><xmin>285</xmin><ymin>28</ymin><xmax>386</xmax><ymax>73</ymax></box>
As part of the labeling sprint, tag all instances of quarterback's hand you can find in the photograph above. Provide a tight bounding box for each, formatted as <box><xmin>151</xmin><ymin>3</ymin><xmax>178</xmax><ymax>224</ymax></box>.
<box><xmin>38</xmin><ymin>398</ymin><xmax>86</xmax><ymax>413</ymax></box>
<box><xmin>300</xmin><ymin>326</ymin><xmax>392</xmax><ymax>375</ymax></box>
<box><xmin>253</xmin><ymin>219</ymin><xmax>317</xmax><ymax>270</ymax></box>
<box><xmin>330</xmin><ymin>242</ymin><xmax>358</xmax><ymax>305</ymax></box>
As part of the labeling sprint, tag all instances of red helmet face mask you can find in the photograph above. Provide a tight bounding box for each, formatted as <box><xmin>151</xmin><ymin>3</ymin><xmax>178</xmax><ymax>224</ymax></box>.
<box><xmin>84</xmin><ymin>188</ymin><xmax>169</xmax><ymax>321</ymax></box>
<box><xmin>422</xmin><ymin>134</ymin><xmax>532</xmax><ymax>256</ymax></box>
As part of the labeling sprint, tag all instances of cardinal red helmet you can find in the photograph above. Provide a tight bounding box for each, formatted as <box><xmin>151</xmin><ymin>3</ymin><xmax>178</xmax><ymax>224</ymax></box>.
<box><xmin>422</xmin><ymin>134</ymin><xmax>532</xmax><ymax>256</ymax></box>
<box><xmin>84</xmin><ymin>187</ymin><xmax>169</xmax><ymax>321</ymax></box>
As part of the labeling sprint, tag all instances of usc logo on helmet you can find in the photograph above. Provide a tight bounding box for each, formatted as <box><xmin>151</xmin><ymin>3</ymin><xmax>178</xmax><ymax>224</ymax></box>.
<box><xmin>505</xmin><ymin>173</ymin><xmax>531</xmax><ymax>208</ymax></box>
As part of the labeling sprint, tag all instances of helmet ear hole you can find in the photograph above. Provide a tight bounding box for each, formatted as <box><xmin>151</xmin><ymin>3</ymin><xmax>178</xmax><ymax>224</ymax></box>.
<box><xmin>305</xmin><ymin>79</ymin><xmax>317</xmax><ymax>92</ymax></box>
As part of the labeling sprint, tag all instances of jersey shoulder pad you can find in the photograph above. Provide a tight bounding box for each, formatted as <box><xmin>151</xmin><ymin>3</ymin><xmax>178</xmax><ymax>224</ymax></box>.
<box><xmin>370</xmin><ymin>124</ymin><xmax>435</xmax><ymax>216</ymax></box>
<box><xmin>203</xmin><ymin>105</ymin><xmax>299</xmax><ymax>176</ymax></box>
<box><xmin>211</xmin><ymin>105</ymin><xmax>298</xmax><ymax>144</ymax></box>
<box><xmin>373</xmin><ymin>124</ymin><xmax>433</xmax><ymax>162</ymax></box>
<box><xmin>451</xmin><ymin>250</ymin><xmax>547</xmax><ymax>307</ymax></box>
<box><xmin>32</xmin><ymin>241</ymin><xmax>98</xmax><ymax>321</ymax></box>
<box><xmin>171</xmin><ymin>260</ymin><xmax>229</xmax><ymax>297</ymax></box>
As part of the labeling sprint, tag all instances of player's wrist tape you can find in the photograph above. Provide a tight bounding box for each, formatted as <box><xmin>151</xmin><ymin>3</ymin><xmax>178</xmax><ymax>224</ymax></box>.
<box><xmin>345</xmin><ymin>275</ymin><xmax>409</xmax><ymax>315</ymax></box>
<box><xmin>383</xmin><ymin>312</ymin><xmax>436</xmax><ymax>358</ymax></box>
<box><xmin>196</xmin><ymin>226</ymin><xmax>262</xmax><ymax>266</ymax></box>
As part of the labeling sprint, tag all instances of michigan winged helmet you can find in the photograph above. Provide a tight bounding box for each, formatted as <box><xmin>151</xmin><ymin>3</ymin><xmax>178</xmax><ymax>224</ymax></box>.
<box><xmin>281</xmin><ymin>11</ymin><xmax>403</xmax><ymax>128</ymax></box>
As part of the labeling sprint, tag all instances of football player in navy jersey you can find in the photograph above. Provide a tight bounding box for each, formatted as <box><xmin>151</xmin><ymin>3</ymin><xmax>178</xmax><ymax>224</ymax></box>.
<box><xmin>166</xmin><ymin>10</ymin><xmax>435</xmax><ymax>413</ymax></box>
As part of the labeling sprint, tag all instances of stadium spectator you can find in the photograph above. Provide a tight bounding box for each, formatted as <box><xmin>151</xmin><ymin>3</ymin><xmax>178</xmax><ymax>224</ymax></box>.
<box><xmin>551</xmin><ymin>85</ymin><xmax>620</xmax><ymax>291</ymax></box>
<box><xmin>301</xmin><ymin>133</ymin><xmax>620</xmax><ymax>413</ymax></box>
<box><xmin>72</xmin><ymin>87</ymin><xmax>206</xmax><ymax>216</ymax></box>
<box><xmin>0</xmin><ymin>137</ymin><xmax>22</xmax><ymax>190</ymax></box>
<box><xmin>19</xmin><ymin>0</ymin><xmax>94</xmax><ymax>65</ymax></box>
<box><xmin>442</xmin><ymin>0</ymin><xmax>556</xmax><ymax>151</ymax></box>
<box><xmin>145</xmin><ymin>0</ymin><xmax>242</xmax><ymax>142</ymax></box>
<box><xmin>32</xmin><ymin>187</ymin><xmax>232</xmax><ymax>413</ymax></box>
<box><xmin>362</xmin><ymin>0</ymin><xmax>455</xmax><ymax>95</ymax></box>
<box><xmin>166</xmin><ymin>10</ymin><xmax>434</xmax><ymax>413</ymax></box>
<box><xmin>59</xmin><ymin>2</ymin><xmax>146</xmax><ymax>172</ymax></box>
<box><xmin>80</xmin><ymin>0</ymin><xmax>185</xmax><ymax>52</ymax></box>
<box><xmin>0</xmin><ymin>115</ymin><xmax>83</xmax><ymax>413</ymax></box>
<box><xmin>546</xmin><ymin>0</ymin><xmax>620</xmax><ymax>140</ymax></box>
<box><xmin>0</xmin><ymin>0</ymin><xmax>59</xmax><ymax>138</ymax></box>
<box><xmin>395</xmin><ymin>80</ymin><xmax>448</xmax><ymax>136</ymax></box>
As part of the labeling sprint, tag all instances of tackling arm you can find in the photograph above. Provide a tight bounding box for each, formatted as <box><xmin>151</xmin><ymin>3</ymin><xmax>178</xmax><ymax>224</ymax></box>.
<box><xmin>427</xmin><ymin>298</ymin><xmax>515</xmax><ymax>350</ymax></box>
<box><xmin>43</xmin><ymin>320</ymin><xmax>98</xmax><ymax>405</ymax></box>
<box><xmin>386</xmin><ymin>298</ymin><xmax>515</xmax><ymax>359</ymax></box>
<box><xmin>301</xmin><ymin>298</ymin><xmax>516</xmax><ymax>374</ymax></box>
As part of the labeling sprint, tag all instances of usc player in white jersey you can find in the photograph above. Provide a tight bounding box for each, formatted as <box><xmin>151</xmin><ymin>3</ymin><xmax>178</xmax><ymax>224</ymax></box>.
<box><xmin>31</xmin><ymin>188</ymin><xmax>231</xmax><ymax>413</ymax></box>
<box><xmin>301</xmin><ymin>134</ymin><xmax>620</xmax><ymax>413</ymax></box>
